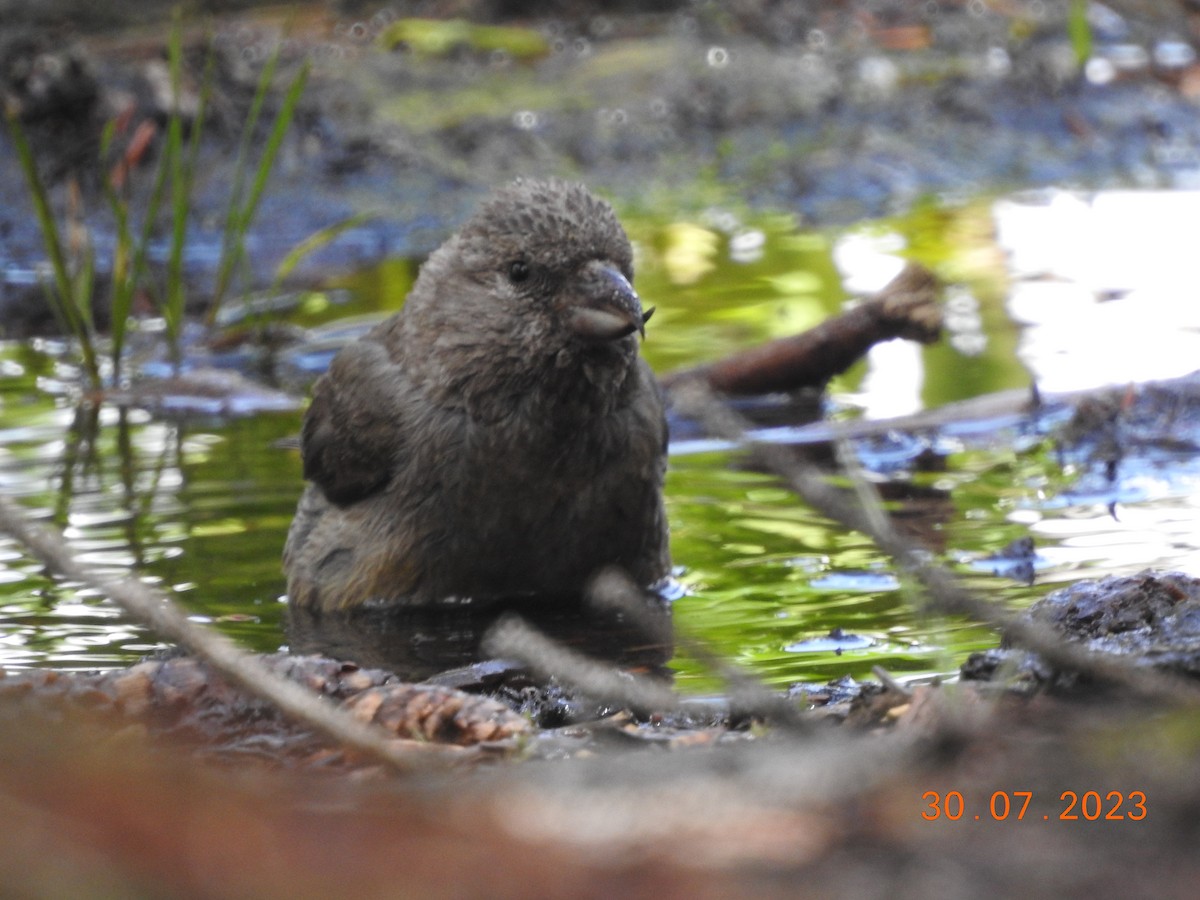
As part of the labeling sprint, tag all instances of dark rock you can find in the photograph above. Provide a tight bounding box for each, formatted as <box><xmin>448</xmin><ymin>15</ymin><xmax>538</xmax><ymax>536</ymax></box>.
<box><xmin>1015</xmin><ymin>570</ymin><xmax>1200</xmax><ymax>678</ymax></box>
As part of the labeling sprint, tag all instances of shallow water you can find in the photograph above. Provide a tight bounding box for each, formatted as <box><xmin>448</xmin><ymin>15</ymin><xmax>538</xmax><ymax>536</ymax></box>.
<box><xmin>3</xmin><ymin>189</ymin><xmax>1200</xmax><ymax>690</ymax></box>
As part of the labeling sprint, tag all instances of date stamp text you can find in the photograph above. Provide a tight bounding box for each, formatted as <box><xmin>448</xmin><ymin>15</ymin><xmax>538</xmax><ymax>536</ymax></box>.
<box><xmin>921</xmin><ymin>790</ymin><xmax>1147</xmax><ymax>822</ymax></box>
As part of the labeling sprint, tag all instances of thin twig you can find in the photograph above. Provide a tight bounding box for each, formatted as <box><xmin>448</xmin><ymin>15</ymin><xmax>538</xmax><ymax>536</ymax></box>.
<box><xmin>587</xmin><ymin>568</ymin><xmax>811</xmax><ymax>730</ymax></box>
<box><xmin>0</xmin><ymin>493</ymin><xmax>456</xmax><ymax>772</ymax></box>
<box><xmin>871</xmin><ymin>665</ymin><xmax>914</xmax><ymax>699</ymax></box>
<box><xmin>482</xmin><ymin>614</ymin><xmax>683</xmax><ymax>716</ymax></box>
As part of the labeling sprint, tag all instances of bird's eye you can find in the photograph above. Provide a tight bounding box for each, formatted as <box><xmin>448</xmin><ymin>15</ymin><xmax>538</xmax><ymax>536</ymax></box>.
<box><xmin>508</xmin><ymin>260</ymin><xmax>530</xmax><ymax>283</ymax></box>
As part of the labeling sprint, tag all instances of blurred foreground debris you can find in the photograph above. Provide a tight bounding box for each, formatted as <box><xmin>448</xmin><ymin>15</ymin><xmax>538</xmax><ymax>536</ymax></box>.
<box><xmin>0</xmin><ymin>653</ymin><xmax>528</xmax><ymax>767</ymax></box>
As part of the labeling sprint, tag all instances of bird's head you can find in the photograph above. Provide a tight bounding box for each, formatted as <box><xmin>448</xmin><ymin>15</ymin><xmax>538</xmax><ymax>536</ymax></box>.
<box><xmin>410</xmin><ymin>179</ymin><xmax>651</xmax><ymax>355</ymax></box>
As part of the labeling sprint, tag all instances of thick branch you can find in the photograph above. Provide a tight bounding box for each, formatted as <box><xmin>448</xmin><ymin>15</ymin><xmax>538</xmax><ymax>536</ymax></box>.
<box><xmin>661</xmin><ymin>263</ymin><xmax>942</xmax><ymax>395</ymax></box>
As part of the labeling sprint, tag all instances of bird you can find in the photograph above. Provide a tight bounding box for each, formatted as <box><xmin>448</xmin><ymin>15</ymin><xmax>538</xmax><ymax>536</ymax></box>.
<box><xmin>283</xmin><ymin>178</ymin><xmax>670</xmax><ymax>611</ymax></box>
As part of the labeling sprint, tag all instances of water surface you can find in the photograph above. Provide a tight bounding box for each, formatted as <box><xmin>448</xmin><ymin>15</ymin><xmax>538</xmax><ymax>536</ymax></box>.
<box><xmin>3</xmin><ymin>189</ymin><xmax>1199</xmax><ymax>690</ymax></box>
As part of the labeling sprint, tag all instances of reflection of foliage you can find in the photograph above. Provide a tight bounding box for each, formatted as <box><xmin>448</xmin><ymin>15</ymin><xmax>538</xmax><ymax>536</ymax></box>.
<box><xmin>0</xmin><ymin>344</ymin><xmax>298</xmax><ymax>665</ymax></box>
<box><xmin>665</xmin><ymin>452</ymin><xmax>980</xmax><ymax>689</ymax></box>
<box><xmin>3</xmin><ymin>116</ymin><xmax>102</xmax><ymax>386</ymax></box>
<box><xmin>863</xmin><ymin>198</ymin><xmax>1024</xmax><ymax>407</ymax></box>
<box><xmin>625</xmin><ymin>210</ymin><xmax>846</xmax><ymax>375</ymax></box>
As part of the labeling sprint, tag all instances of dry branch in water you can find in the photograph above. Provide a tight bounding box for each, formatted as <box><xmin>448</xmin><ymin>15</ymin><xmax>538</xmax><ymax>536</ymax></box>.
<box><xmin>660</xmin><ymin>262</ymin><xmax>942</xmax><ymax>395</ymax></box>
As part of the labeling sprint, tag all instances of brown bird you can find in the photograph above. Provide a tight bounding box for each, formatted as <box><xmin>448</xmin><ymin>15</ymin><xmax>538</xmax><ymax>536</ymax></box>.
<box><xmin>284</xmin><ymin>179</ymin><xmax>670</xmax><ymax>610</ymax></box>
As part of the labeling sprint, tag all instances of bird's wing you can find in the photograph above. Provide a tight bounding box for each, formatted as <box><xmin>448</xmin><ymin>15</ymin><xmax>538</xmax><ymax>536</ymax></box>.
<box><xmin>301</xmin><ymin>339</ymin><xmax>406</xmax><ymax>507</ymax></box>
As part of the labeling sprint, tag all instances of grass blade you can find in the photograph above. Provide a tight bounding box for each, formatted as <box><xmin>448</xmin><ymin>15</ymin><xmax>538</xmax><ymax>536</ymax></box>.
<box><xmin>101</xmin><ymin>119</ymin><xmax>133</xmax><ymax>383</ymax></box>
<box><xmin>209</xmin><ymin>44</ymin><xmax>282</xmax><ymax>313</ymax></box>
<box><xmin>270</xmin><ymin>212</ymin><xmax>376</xmax><ymax>293</ymax></box>
<box><xmin>4</xmin><ymin>110</ymin><xmax>100</xmax><ymax>387</ymax></box>
<box><xmin>206</xmin><ymin>57</ymin><xmax>310</xmax><ymax>325</ymax></box>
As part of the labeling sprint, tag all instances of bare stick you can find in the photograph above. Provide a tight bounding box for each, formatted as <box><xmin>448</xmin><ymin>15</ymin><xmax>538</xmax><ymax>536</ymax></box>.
<box><xmin>0</xmin><ymin>493</ymin><xmax>458</xmax><ymax>771</ymax></box>
<box><xmin>482</xmin><ymin>614</ymin><xmax>683</xmax><ymax>716</ymax></box>
<box><xmin>587</xmin><ymin>568</ymin><xmax>811</xmax><ymax>729</ymax></box>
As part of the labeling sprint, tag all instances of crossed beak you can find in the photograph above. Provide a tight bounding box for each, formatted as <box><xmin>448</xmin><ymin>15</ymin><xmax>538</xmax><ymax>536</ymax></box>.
<box><xmin>565</xmin><ymin>260</ymin><xmax>655</xmax><ymax>342</ymax></box>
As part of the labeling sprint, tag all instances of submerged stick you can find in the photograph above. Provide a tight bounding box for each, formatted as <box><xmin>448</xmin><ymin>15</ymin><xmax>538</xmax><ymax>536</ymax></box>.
<box><xmin>0</xmin><ymin>494</ymin><xmax>457</xmax><ymax>772</ymax></box>
<box><xmin>661</xmin><ymin>262</ymin><xmax>942</xmax><ymax>396</ymax></box>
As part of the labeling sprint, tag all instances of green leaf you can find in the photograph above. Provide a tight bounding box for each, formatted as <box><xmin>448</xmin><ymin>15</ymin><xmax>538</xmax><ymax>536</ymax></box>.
<box><xmin>380</xmin><ymin>18</ymin><xmax>549</xmax><ymax>60</ymax></box>
<box><xmin>1068</xmin><ymin>0</ymin><xmax>1093</xmax><ymax>67</ymax></box>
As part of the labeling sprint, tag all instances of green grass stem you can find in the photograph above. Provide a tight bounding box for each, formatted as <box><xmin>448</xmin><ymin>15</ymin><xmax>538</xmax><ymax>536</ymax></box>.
<box><xmin>208</xmin><ymin>53</ymin><xmax>310</xmax><ymax>325</ymax></box>
<box><xmin>3</xmin><ymin>110</ymin><xmax>101</xmax><ymax>388</ymax></box>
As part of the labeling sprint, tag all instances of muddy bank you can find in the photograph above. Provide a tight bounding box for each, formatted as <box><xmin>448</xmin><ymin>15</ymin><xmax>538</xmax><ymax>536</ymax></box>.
<box><xmin>4</xmin><ymin>689</ymin><xmax>1194</xmax><ymax>899</ymax></box>
<box><xmin>3</xmin><ymin>565</ymin><xmax>1200</xmax><ymax>897</ymax></box>
<box><xmin>4</xmin><ymin>0</ymin><xmax>1200</xmax><ymax>332</ymax></box>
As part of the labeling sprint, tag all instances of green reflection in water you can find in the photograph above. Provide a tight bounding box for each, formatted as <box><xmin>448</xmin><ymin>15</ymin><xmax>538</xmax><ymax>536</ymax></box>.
<box><xmin>630</xmin><ymin>211</ymin><xmax>848</xmax><ymax>376</ymax></box>
<box><xmin>0</xmin><ymin>345</ymin><xmax>300</xmax><ymax>668</ymax></box>
<box><xmin>0</xmin><ymin>198</ymin><xmax>1083</xmax><ymax>686</ymax></box>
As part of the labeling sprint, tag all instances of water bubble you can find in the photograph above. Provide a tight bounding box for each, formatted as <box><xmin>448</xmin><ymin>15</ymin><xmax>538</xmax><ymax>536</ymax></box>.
<box><xmin>512</xmin><ymin>110</ymin><xmax>539</xmax><ymax>130</ymax></box>
<box><xmin>702</xmin><ymin>207</ymin><xmax>741</xmax><ymax>233</ymax></box>
<box><xmin>596</xmin><ymin>107</ymin><xmax>628</xmax><ymax>126</ymax></box>
<box><xmin>706</xmin><ymin>46</ymin><xmax>729</xmax><ymax>68</ymax></box>
<box><xmin>985</xmin><ymin>46</ymin><xmax>1011</xmax><ymax>77</ymax></box>
<box><xmin>951</xmin><ymin>332</ymin><xmax>988</xmax><ymax>356</ymax></box>
<box><xmin>945</xmin><ymin>288</ymin><xmax>986</xmax><ymax>355</ymax></box>
<box><xmin>806</xmin><ymin>29</ymin><xmax>827</xmax><ymax>51</ymax></box>
<box><xmin>1085</xmin><ymin>57</ymin><xmax>1117</xmax><ymax>85</ymax></box>
<box><xmin>858</xmin><ymin>56</ymin><xmax>899</xmax><ymax>92</ymax></box>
